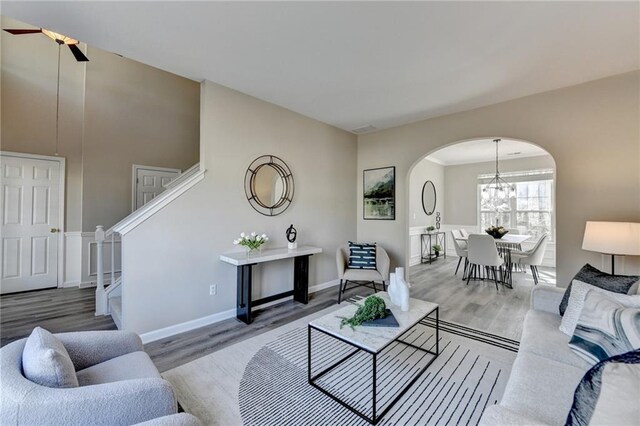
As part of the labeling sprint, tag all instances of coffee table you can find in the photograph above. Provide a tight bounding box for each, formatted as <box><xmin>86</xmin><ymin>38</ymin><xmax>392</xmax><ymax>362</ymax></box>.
<box><xmin>308</xmin><ymin>292</ymin><xmax>439</xmax><ymax>424</ymax></box>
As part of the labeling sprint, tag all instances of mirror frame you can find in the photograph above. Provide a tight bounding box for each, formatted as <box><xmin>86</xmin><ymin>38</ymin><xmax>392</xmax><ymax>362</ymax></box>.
<box><xmin>422</xmin><ymin>180</ymin><xmax>436</xmax><ymax>216</ymax></box>
<box><xmin>244</xmin><ymin>155</ymin><xmax>294</xmax><ymax>216</ymax></box>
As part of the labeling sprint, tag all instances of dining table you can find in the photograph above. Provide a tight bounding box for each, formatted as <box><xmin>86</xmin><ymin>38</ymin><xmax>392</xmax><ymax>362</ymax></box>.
<box><xmin>457</xmin><ymin>233</ymin><xmax>532</xmax><ymax>287</ymax></box>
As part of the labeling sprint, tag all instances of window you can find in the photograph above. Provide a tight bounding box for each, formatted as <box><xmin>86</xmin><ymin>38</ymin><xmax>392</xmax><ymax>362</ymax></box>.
<box><xmin>478</xmin><ymin>169</ymin><xmax>554</xmax><ymax>240</ymax></box>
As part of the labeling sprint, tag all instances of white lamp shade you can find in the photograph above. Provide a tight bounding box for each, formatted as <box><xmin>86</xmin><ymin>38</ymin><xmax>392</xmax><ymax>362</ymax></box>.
<box><xmin>582</xmin><ymin>221</ymin><xmax>640</xmax><ymax>256</ymax></box>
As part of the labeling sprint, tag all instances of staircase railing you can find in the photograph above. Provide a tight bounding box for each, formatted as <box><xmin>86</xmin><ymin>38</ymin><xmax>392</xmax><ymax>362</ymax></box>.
<box><xmin>95</xmin><ymin>225</ymin><xmax>122</xmax><ymax>316</ymax></box>
<box><xmin>94</xmin><ymin>162</ymin><xmax>204</xmax><ymax>318</ymax></box>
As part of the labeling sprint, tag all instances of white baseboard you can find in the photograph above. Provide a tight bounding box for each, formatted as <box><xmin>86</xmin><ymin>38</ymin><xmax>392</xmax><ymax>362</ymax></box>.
<box><xmin>139</xmin><ymin>279</ymin><xmax>340</xmax><ymax>344</ymax></box>
<box><xmin>139</xmin><ymin>308</ymin><xmax>236</xmax><ymax>344</ymax></box>
<box><xmin>64</xmin><ymin>280</ymin><xmax>117</xmax><ymax>288</ymax></box>
<box><xmin>309</xmin><ymin>279</ymin><xmax>339</xmax><ymax>293</ymax></box>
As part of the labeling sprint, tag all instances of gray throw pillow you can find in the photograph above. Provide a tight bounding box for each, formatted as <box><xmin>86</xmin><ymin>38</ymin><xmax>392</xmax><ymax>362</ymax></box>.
<box><xmin>22</xmin><ymin>327</ymin><xmax>79</xmax><ymax>388</ymax></box>
<box><xmin>559</xmin><ymin>263</ymin><xmax>639</xmax><ymax>316</ymax></box>
<box><xmin>566</xmin><ymin>349</ymin><xmax>640</xmax><ymax>426</ymax></box>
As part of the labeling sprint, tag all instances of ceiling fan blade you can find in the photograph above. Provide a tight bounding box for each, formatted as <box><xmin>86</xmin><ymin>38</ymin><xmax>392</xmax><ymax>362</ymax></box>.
<box><xmin>3</xmin><ymin>29</ymin><xmax>43</xmax><ymax>35</ymax></box>
<box><xmin>68</xmin><ymin>44</ymin><xmax>89</xmax><ymax>62</ymax></box>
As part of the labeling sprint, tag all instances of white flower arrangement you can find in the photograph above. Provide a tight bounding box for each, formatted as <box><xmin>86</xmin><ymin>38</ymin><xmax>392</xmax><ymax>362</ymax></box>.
<box><xmin>233</xmin><ymin>232</ymin><xmax>269</xmax><ymax>250</ymax></box>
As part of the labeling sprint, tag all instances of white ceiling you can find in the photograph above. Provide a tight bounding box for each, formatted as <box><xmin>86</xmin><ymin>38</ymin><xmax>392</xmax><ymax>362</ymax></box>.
<box><xmin>2</xmin><ymin>1</ymin><xmax>638</xmax><ymax>133</ymax></box>
<box><xmin>426</xmin><ymin>139</ymin><xmax>550</xmax><ymax>166</ymax></box>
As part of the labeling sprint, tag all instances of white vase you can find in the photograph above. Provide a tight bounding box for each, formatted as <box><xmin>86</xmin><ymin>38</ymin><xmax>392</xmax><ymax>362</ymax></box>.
<box><xmin>396</xmin><ymin>274</ymin><xmax>410</xmax><ymax>312</ymax></box>
<box><xmin>388</xmin><ymin>272</ymin><xmax>399</xmax><ymax>307</ymax></box>
<box><xmin>392</xmin><ymin>267</ymin><xmax>410</xmax><ymax>311</ymax></box>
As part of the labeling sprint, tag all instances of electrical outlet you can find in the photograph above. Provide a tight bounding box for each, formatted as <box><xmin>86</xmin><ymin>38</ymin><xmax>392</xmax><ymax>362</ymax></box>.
<box><xmin>209</xmin><ymin>284</ymin><xmax>217</xmax><ymax>296</ymax></box>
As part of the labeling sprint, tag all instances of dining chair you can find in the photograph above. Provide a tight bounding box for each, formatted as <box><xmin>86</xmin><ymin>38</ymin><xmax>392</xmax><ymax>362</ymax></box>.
<box><xmin>511</xmin><ymin>233</ymin><xmax>549</xmax><ymax>285</ymax></box>
<box><xmin>451</xmin><ymin>229</ymin><xmax>467</xmax><ymax>248</ymax></box>
<box><xmin>451</xmin><ymin>230</ymin><xmax>468</xmax><ymax>278</ymax></box>
<box><xmin>459</xmin><ymin>229</ymin><xmax>470</xmax><ymax>238</ymax></box>
<box><xmin>466</xmin><ymin>234</ymin><xmax>504</xmax><ymax>291</ymax></box>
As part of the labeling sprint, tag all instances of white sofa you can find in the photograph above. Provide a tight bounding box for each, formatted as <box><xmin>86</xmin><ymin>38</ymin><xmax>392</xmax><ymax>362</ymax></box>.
<box><xmin>480</xmin><ymin>286</ymin><xmax>592</xmax><ymax>425</ymax></box>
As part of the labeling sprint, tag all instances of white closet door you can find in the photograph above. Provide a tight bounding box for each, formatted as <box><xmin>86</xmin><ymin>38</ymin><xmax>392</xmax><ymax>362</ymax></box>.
<box><xmin>1</xmin><ymin>155</ymin><xmax>61</xmax><ymax>294</ymax></box>
<box><xmin>134</xmin><ymin>166</ymin><xmax>181</xmax><ymax>210</ymax></box>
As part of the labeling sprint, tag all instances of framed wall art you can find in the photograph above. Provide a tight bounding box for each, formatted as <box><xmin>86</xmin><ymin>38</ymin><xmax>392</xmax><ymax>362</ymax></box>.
<box><xmin>363</xmin><ymin>166</ymin><xmax>395</xmax><ymax>220</ymax></box>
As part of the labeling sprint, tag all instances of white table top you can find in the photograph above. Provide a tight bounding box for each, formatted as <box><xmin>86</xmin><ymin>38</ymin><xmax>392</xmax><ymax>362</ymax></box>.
<box><xmin>309</xmin><ymin>292</ymin><xmax>438</xmax><ymax>353</ymax></box>
<box><xmin>219</xmin><ymin>245</ymin><xmax>322</xmax><ymax>266</ymax></box>
<box><xmin>459</xmin><ymin>234</ymin><xmax>531</xmax><ymax>244</ymax></box>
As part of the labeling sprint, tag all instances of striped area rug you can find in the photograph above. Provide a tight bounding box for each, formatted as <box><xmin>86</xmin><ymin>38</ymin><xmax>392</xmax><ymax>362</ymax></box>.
<box><xmin>238</xmin><ymin>317</ymin><xmax>518</xmax><ymax>426</ymax></box>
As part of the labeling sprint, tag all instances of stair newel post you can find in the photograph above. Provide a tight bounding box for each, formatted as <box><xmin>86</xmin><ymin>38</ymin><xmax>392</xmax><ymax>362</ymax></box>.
<box><xmin>95</xmin><ymin>225</ymin><xmax>107</xmax><ymax>316</ymax></box>
<box><xmin>111</xmin><ymin>232</ymin><xmax>115</xmax><ymax>287</ymax></box>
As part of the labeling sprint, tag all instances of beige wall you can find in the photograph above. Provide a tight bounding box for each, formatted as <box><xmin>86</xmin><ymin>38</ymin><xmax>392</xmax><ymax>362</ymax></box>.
<box><xmin>0</xmin><ymin>16</ymin><xmax>200</xmax><ymax>232</ymax></box>
<box><xmin>358</xmin><ymin>71</ymin><xmax>640</xmax><ymax>286</ymax></box>
<box><xmin>1</xmin><ymin>16</ymin><xmax>86</xmax><ymax>231</ymax></box>
<box><xmin>82</xmin><ymin>48</ymin><xmax>200</xmax><ymax>230</ymax></box>
<box><xmin>409</xmin><ymin>159</ymin><xmax>444</xmax><ymax>228</ymax></box>
<box><xmin>122</xmin><ymin>81</ymin><xmax>357</xmax><ymax>334</ymax></box>
<box><xmin>444</xmin><ymin>155</ymin><xmax>555</xmax><ymax>225</ymax></box>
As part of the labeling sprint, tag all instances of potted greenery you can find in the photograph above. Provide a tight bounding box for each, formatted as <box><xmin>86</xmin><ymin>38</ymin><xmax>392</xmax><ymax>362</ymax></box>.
<box><xmin>432</xmin><ymin>244</ymin><xmax>442</xmax><ymax>257</ymax></box>
<box><xmin>340</xmin><ymin>296</ymin><xmax>387</xmax><ymax>330</ymax></box>
<box><xmin>426</xmin><ymin>226</ymin><xmax>435</xmax><ymax>233</ymax></box>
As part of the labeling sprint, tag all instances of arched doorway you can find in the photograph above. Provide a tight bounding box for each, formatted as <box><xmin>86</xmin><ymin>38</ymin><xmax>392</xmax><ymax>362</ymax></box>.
<box><xmin>406</xmin><ymin>137</ymin><xmax>556</xmax><ymax>290</ymax></box>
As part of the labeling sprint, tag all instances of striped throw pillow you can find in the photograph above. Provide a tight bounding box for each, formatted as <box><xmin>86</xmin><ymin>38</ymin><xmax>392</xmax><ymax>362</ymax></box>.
<box><xmin>348</xmin><ymin>242</ymin><xmax>377</xmax><ymax>270</ymax></box>
<box><xmin>569</xmin><ymin>290</ymin><xmax>640</xmax><ymax>365</ymax></box>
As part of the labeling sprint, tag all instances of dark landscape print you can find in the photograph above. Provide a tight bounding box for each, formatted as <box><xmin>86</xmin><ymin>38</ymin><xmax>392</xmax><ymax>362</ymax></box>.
<box><xmin>363</xmin><ymin>166</ymin><xmax>395</xmax><ymax>220</ymax></box>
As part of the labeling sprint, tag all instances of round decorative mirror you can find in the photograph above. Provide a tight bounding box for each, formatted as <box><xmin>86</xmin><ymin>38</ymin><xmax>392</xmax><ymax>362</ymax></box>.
<box><xmin>422</xmin><ymin>180</ymin><xmax>436</xmax><ymax>216</ymax></box>
<box><xmin>245</xmin><ymin>155</ymin><xmax>294</xmax><ymax>216</ymax></box>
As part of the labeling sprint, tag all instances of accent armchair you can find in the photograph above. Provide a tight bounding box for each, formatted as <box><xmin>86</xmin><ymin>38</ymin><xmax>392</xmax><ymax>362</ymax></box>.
<box><xmin>0</xmin><ymin>330</ymin><xmax>179</xmax><ymax>425</ymax></box>
<box><xmin>336</xmin><ymin>244</ymin><xmax>390</xmax><ymax>303</ymax></box>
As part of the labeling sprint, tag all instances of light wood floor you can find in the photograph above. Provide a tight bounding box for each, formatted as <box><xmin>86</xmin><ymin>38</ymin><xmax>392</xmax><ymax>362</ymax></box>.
<box><xmin>409</xmin><ymin>256</ymin><xmax>556</xmax><ymax>342</ymax></box>
<box><xmin>0</xmin><ymin>286</ymin><xmax>118</xmax><ymax>346</ymax></box>
<box><xmin>1</xmin><ymin>256</ymin><xmax>555</xmax><ymax>372</ymax></box>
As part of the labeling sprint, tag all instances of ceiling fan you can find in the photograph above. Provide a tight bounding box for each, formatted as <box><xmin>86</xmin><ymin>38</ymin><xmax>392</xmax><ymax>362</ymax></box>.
<box><xmin>3</xmin><ymin>28</ymin><xmax>89</xmax><ymax>61</ymax></box>
<box><xmin>3</xmin><ymin>27</ymin><xmax>89</xmax><ymax>155</ymax></box>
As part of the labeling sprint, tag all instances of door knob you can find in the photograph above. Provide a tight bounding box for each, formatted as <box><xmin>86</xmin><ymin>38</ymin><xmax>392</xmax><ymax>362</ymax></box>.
<box><xmin>50</xmin><ymin>228</ymin><xmax>59</xmax><ymax>233</ymax></box>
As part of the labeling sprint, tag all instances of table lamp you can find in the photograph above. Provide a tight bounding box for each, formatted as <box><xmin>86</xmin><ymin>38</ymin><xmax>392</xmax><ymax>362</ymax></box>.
<box><xmin>582</xmin><ymin>221</ymin><xmax>640</xmax><ymax>274</ymax></box>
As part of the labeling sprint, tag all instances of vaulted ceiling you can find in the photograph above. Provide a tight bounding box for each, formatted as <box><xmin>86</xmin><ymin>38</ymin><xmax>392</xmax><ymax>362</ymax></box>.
<box><xmin>3</xmin><ymin>1</ymin><xmax>638</xmax><ymax>132</ymax></box>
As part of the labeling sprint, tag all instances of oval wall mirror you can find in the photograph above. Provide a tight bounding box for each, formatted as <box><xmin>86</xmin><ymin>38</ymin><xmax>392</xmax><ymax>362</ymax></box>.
<box><xmin>245</xmin><ymin>155</ymin><xmax>294</xmax><ymax>216</ymax></box>
<box><xmin>422</xmin><ymin>180</ymin><xmax>436</xmax><ymax>216</ymax></box>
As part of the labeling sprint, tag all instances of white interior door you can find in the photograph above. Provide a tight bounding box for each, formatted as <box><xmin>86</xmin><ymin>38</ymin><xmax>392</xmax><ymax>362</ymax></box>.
<box><xmin>1</xmin><ymin>155</ymin><xmax>61</xmax><ymax>294</ymax></box>
<box><xmin>134</xmin><ymin>166</ymin><xmax>181</xmax><ymax>210</ymax></box>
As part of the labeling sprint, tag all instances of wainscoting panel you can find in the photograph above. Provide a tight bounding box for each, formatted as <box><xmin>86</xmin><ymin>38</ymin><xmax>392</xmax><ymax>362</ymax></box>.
<box><xmin>64</xmin><ymin>232</ymin><xmax>121</xmax><ymax>287</ymax></box>
<box><xmin>408</xmin><ymin>224</ymin><xmax>556</xmax><ymax>268</ymax></box>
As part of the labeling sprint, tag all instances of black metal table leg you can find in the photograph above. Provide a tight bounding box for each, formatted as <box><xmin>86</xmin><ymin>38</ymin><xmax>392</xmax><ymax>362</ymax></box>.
<box><xmin>309</xmin><ymin>307</ymin><xmax>440</xmax><ymax>425</ymax></box>
<box><xmin>294</xmin><ymin>255</ymin><xmax>310</xmax><ymax>304</ymax></box>
<box><xmin>435</xmin><ymin>307</ymin><xmax>439</xmax><ymax>355</ymax></box>
<box><xmin>236</xmin><ymin>264</ymin><xmax>253</xmax><ymax>324</ymax></box>
<box><xmin>372</xmin><ymin>352</ymin><xmax>377</xmax><ymax>423</ymax></box>
<box><xmin>308</xmin><ymin>325</ymin><xmax>312</xmax><ymax>382</ymax></box>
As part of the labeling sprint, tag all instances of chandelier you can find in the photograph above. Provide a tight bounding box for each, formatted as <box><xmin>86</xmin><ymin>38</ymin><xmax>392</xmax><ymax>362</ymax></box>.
<box><xmin>481</xmin><ymin>139</ymin><xmax>515</xmax><ymax>203</ymax></box>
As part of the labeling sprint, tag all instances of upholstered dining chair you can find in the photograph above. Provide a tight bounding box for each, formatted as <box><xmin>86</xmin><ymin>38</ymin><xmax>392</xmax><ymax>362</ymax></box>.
<box><xmin>451</xmin><ymin>230</ymin><xmax>468</xmax><ymax>277</ymax></box>
<box><xmin>466</xmin><ymin>234</ymin><xmax>505</xmax><ymax>291</ymax></box>
<box><xmin>452</xmin><ymin>229</ymin><xmax>468</xmax><ymax>249</ymax></box>
<box><xmin>336</xmin><ymin>244</ymin><xmax>390</xmax><ymax>303</ymax></box>
<box><xmin>511</xmin><ymin>233</ymin><xmax>549</xmax><ymax>285</ymax></box>
<box><xmin>459</xmin><ymin>229</ymin><xmax>470</xmax><ymax>238</ymax></box>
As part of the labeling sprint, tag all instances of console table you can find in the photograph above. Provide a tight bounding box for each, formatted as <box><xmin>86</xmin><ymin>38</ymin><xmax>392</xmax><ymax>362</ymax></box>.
<box><xmin>420</xmin><ymin>231</ymin><xmax>447</xmax><ymax>264</ymax></box>
<box><xmin>220</xmin><ymin>246</ymin><xmax>322</xmax><ymax>324</ymax></box>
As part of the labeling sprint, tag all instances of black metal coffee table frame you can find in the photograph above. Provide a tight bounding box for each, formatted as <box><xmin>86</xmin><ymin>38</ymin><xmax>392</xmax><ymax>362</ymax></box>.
<box><xmin>308</xmin><ymin>307</ymin><xmax>439</xmax><ymax>425</ymax></box>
